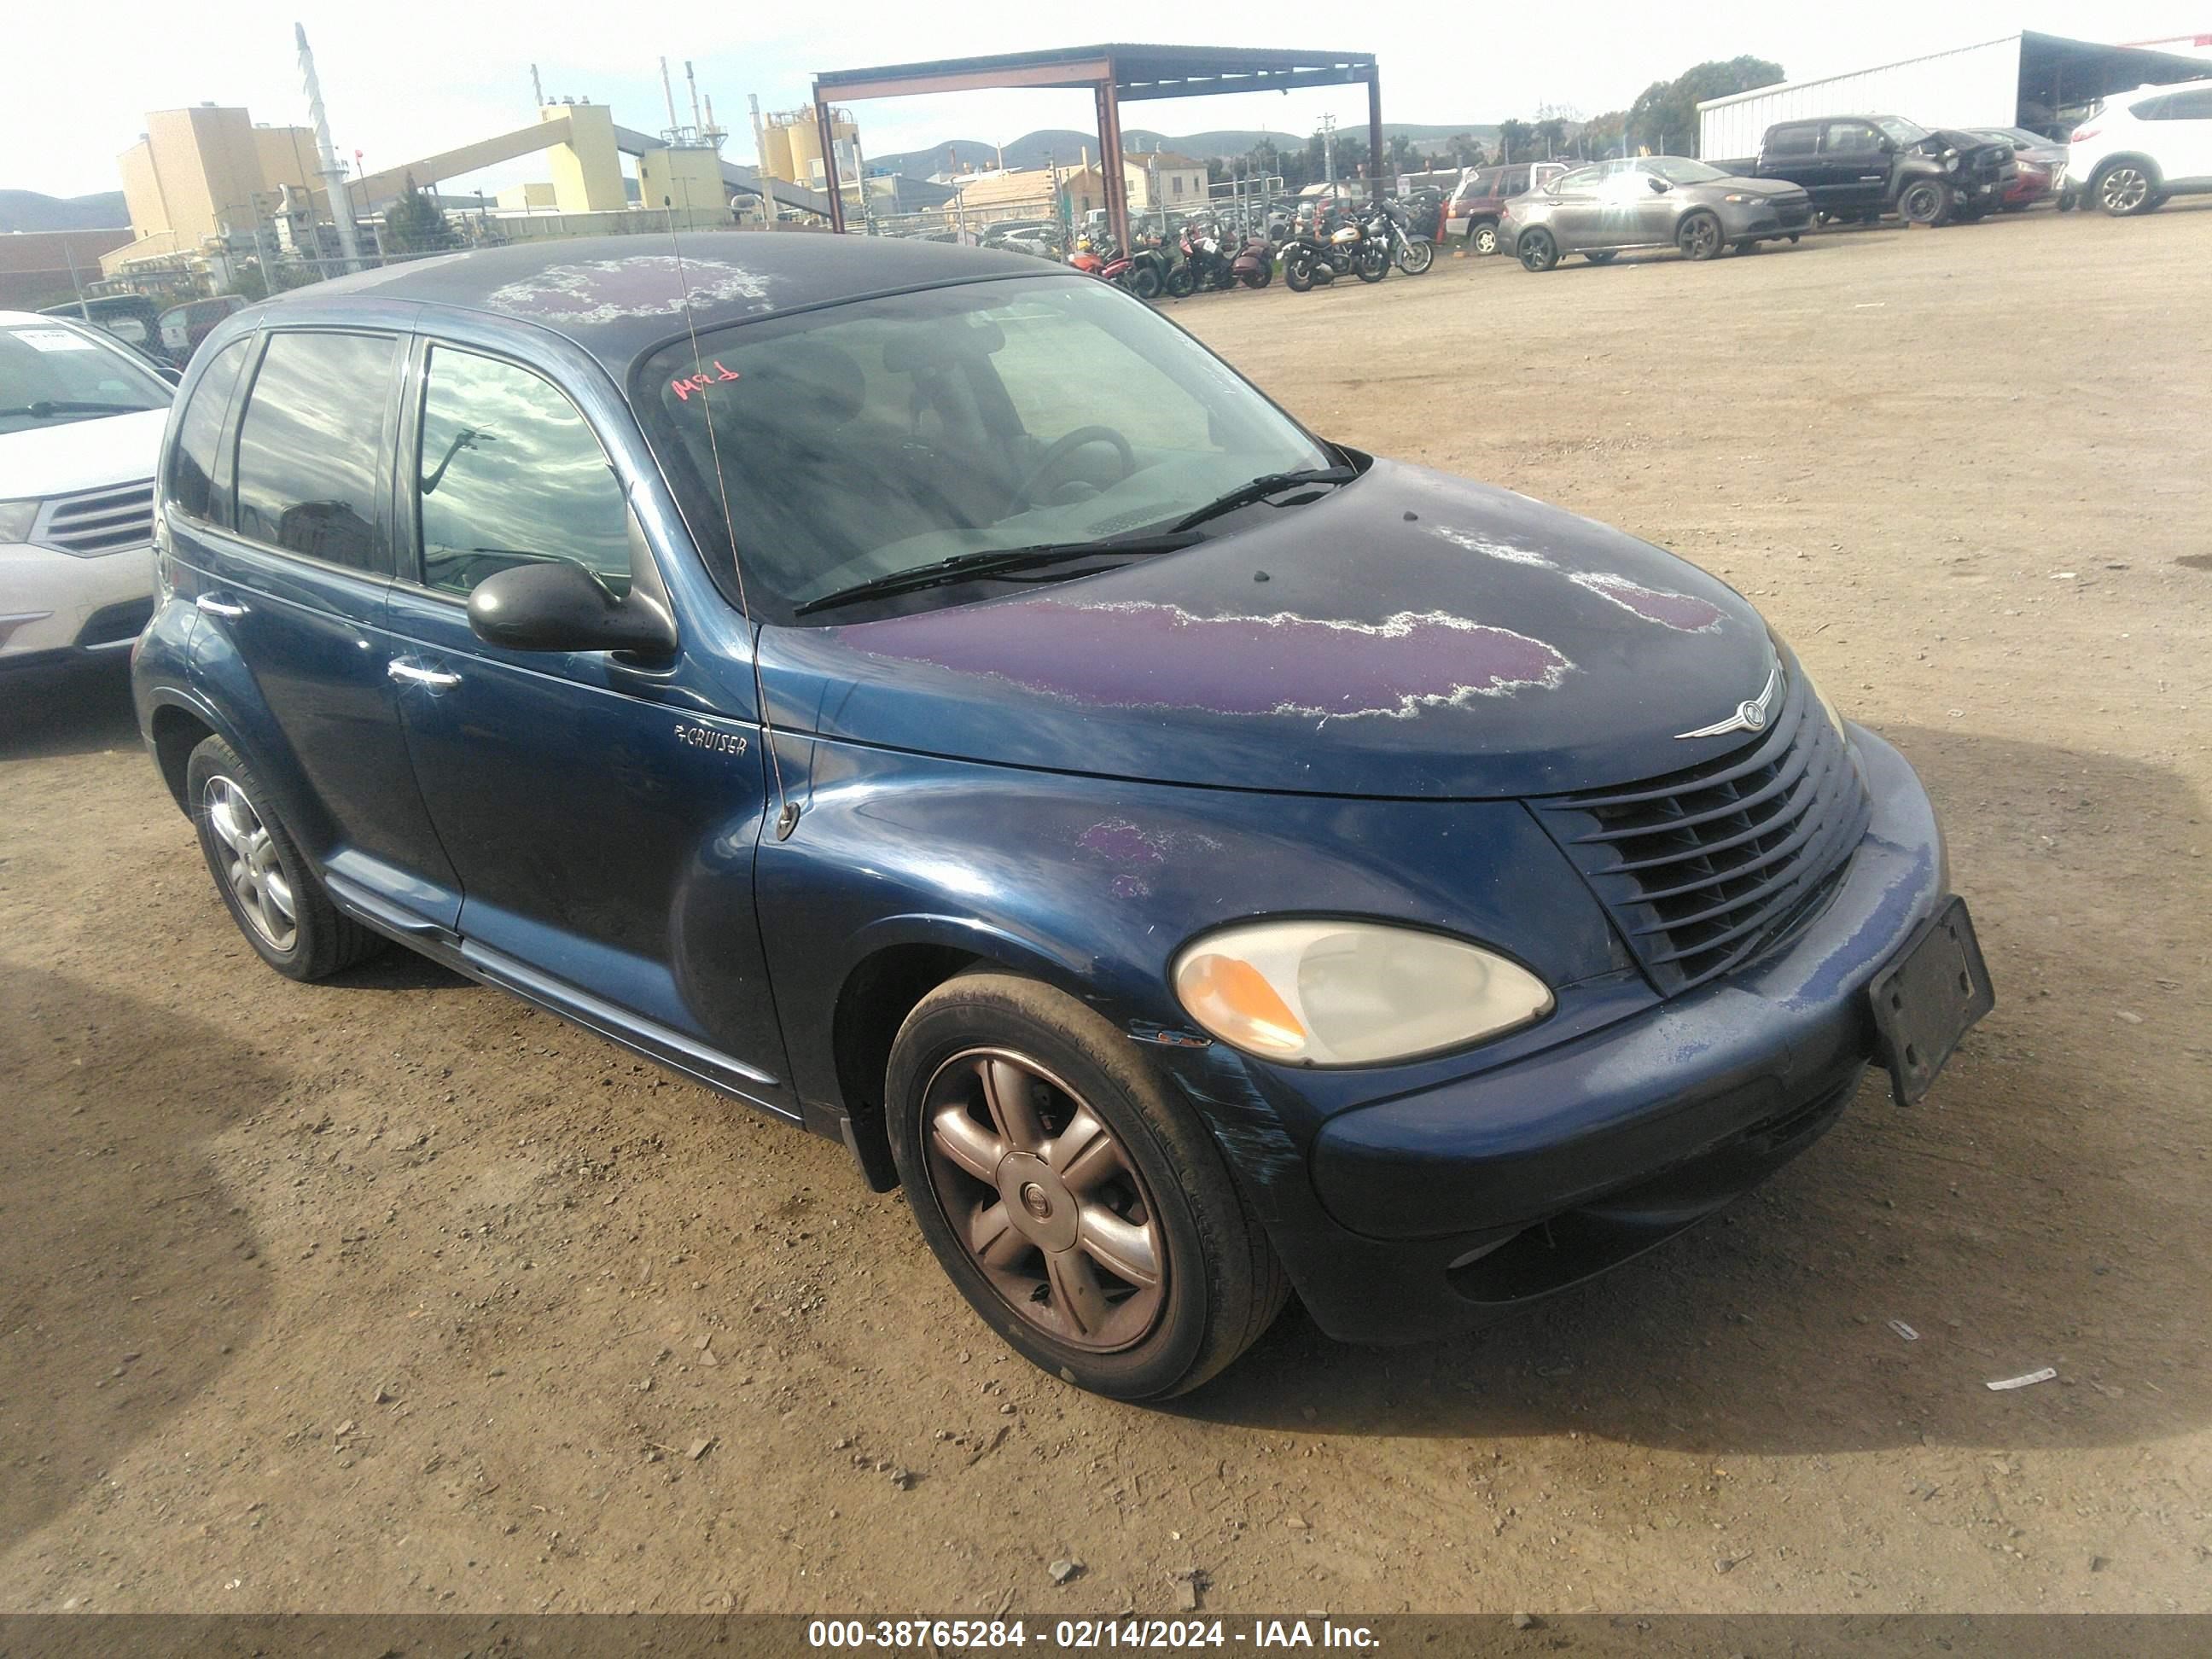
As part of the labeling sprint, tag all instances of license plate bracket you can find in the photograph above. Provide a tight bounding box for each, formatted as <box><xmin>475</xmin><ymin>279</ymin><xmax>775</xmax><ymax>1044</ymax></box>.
<box><xmin>1868</xmin><ymin>896</ymin><xmax>1994</xmax><ymax>1106</ymax></box>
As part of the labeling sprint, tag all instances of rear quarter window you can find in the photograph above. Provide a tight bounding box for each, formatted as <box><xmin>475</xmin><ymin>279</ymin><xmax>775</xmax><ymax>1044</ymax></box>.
<box><xmin>232</xmin><ymin>331</ymin><xmax>399</xmax><ymax>574</ymax></box>
<box><xmin>1766</xmin><ymin>125</ymin><xmax>1818</xmax><ymax>157</ymax></box>
<box><xmin>165</xmin><ymin>339</ymin><xmax>252</xmax><ymax>524</ymax></box>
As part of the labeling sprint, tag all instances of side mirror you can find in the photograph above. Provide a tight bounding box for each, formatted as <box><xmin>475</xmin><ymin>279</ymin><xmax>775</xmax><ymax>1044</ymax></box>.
<box><xmin>468</xmin><ymin>560</ymin><xmax>678</xmax><ymax>657</ymax></box>
<box><xmin>1877</xmin><ymin>137</ymin><xmax>1897</xmax><ymax>154</ymax></box>
<box><xmin>1648</xmin><ymin>174</ymin><xmax>1671</xmax><ymax>194</ymax></box>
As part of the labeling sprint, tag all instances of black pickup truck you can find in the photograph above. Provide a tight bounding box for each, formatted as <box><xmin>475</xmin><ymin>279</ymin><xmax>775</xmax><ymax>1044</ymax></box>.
<box><xmin>1708</xmin><ymin>114</ymin><xmax>2014</xmax><ymax>226</ymax></box>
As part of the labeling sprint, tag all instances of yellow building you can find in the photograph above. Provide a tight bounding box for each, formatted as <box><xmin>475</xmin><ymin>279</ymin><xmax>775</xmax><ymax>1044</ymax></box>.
<box><xmin>944</xmin><ymin>151</ymin><xmax>1213</xmax><ymax>224</ymax></box>
<box><xmin>110</xmin><ymin>104</ymin><xmax>319</xmax><ymax>273</ymax></box>
<box><xmin>759</xmin><ymin>106</ymin><xmax>859</xmax><ymax>192</ymax></box>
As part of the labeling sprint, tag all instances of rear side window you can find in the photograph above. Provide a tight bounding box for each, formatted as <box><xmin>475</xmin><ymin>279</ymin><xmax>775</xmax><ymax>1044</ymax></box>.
<box><xmin>2154</xmin><ymin>88</ymin><xmax>2212</xmax><ymax>119</ymax></box>
<box><xmin>1766</xmin><ymin>125</ymin><xmax>1818</xmax><ymax>157</ymax></box>
<box><xmin>413</xmin><ymin>346</ymin><xmax>632</xmax><ymax>598</ymax></box>
<box><xmin>233</xmin><ymin>332</ymin><xmax>397</xmax><ymax>573</ymax></box>
<box><xmin>165</xmin><ymin>339</ymin><xmax>250</xmax><ymax>524</ymax></box>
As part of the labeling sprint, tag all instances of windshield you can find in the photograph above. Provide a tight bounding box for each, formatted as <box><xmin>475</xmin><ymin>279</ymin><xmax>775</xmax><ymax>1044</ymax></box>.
<box><xmin>1871</xmin><ymin>116</ymin><xmax>1930</xmax><ymax>146</ymax></box>
<box><xmin>0</xmin><ymin>322</ymin><xmax>171</xmax><ymax>436</ymax></box>
<box><xmin>1643</xmin><ymin>157</ymin><xmax>1727</xmax><ymax>185</ymax></box>
<box><xmin>635</xmin><ymin>275</ymin><xmax>1332</xmax><ymax>622</ymax></box>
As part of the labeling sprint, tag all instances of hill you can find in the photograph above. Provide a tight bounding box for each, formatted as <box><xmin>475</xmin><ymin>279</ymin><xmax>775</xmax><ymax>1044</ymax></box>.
<box><xmin>867</xmin><ymin>122</ymin><xmax>1500</xmax><ymax>178</ymax></box>
<box><xmin>0</xmin><ymin>189</ymin><xmax>131</xmax><ymax>233</ymax></box>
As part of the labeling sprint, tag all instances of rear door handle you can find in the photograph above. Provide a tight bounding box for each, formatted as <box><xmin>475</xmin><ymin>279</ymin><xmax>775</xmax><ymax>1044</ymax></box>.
<box><xmin>195</xmin><ymin>595</ymin><xmax>247</xmax><ymax>619</ymax></box>
<box><xmin>387</xmin><ymin>659</ymin><xmax>463</xmax><ymax>689</ymax></box>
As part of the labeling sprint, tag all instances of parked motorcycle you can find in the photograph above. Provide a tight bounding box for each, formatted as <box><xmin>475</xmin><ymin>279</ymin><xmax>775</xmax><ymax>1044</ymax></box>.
<box><xmin>1179</xmin><ymin>221</ymin><xmax>1240</xmax><ymax>293</ymax></box>
<box><xmin>1230</xmin><ymin>231</ymin><xmax>1274</xmax><ymax>288</ymax></box>
<box><xmin>1376</xmin><ymin>200</ymin><xmax>1435</xmax><ymax>275</ymax></box>
<box><xmin>1282</xmin><ymin>206</ymin><xmax>1389</xmax><ymax>292</ymax></box>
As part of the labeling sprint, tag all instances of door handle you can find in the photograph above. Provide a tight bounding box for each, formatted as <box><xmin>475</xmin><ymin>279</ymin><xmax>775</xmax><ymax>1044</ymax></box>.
<box><xmin>387</xmin><ymin>659</ymin><xmax>463</xmax><ymax>689</ymax></box>
<box><xmin>195</xmin><ymin>595</ymin><xmax>247</xmax><ymax>619</ymax></box>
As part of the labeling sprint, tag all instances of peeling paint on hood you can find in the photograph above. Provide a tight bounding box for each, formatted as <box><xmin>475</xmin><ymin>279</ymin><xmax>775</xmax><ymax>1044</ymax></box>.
<box><xmin>756</xmin><ymin>457</ymin><xmax>1775</xmax><ymax>800</ymax></box>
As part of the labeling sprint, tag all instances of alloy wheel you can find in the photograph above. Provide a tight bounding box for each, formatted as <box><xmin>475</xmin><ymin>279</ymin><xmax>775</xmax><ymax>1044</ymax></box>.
<box><xmin>1473</xmin><ymin>224</ymin><xmax>1499</xmax><ymax>256</ymax></box>
<box><xmin>203</xmin><ymin>775</ymin><xmax>297</xmax><ymax>951</ymax></box>
<box><xmin>920</xmin><ymin>1048</ymin><xmax>1167</xmax><ymax>1353</ymax></box>
<box><xmin>2098</xmin><ymin>166</ymin><xmax>2150</xmax><ymax>214</ymax></box>
<box><xmin>1678</xmin><ymin>214</ymin><xmax>1721</xmax><ymax>260</ymax></box>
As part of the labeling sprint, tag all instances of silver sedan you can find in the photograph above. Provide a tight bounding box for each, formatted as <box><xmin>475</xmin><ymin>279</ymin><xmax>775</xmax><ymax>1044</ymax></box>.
<box><xmin>1501</xmin><ymin>157</ymin><xmax>1813</xmax><ymax>271</ymax></box>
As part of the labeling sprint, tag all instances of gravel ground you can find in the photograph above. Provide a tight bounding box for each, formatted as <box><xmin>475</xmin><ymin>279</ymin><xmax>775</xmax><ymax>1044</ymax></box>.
<box><xmin>2</xmin><ymin>202</ymin><xmax>2208</xmax><ymax>1616</ymax></box>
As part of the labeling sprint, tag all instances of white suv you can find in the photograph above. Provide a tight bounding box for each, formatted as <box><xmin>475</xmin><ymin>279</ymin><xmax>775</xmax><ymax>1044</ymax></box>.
<box><xmin>2068</xmin><ymin>80</ymin><xmax>2212</xmax><ymax>215</ymax></box>
<box><xmin>0</xmin><ymin>311</ymin><xmax>174</xmax><ymax>677</ymax></box>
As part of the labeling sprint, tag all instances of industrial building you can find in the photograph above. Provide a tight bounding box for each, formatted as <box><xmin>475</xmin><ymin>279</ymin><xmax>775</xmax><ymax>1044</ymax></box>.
<box><xmin>111</xmin><ymin>105</ymin><xmax>323</xmax><ymax>272</ymax></box>
<box><xmin>1698</xmin><ymin>31</ymin><xmax>2212</xmax><ymax>157</ymax></box>
<box><xmin>940</xmin><ymin>148</ymin><xmax>1211</xmax><ymax>224</ymax></box>
<box><xmin>0</xmin><ymin>229</ymin><xmax>135</xmax><ymax>310</ymax></box>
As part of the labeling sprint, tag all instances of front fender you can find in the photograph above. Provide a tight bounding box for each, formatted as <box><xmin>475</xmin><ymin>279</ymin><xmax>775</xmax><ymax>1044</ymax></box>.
<box><xmin>756</xmin><ymin>735</ymin><xmax>1622</xmax><ymax>1126</ymax></box>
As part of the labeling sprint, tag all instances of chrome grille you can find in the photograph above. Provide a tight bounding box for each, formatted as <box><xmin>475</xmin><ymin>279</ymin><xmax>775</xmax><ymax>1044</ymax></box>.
<box><xmin>1534</xmin><ymin>667</ymin><xmax>1870</xmax><ymax>994</ymax></box>
<box><xmin>35</xmin><ymin>480</ymin><xmax>155</xmax><ymax>556</ymax></box>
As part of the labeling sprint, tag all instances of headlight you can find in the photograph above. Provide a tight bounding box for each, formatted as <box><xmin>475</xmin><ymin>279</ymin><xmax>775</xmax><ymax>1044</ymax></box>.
<box><xmin>1943</xmin><ymin>151</ymin><xmax>1960</xmax><ymax>172</ymax></box>
<box><xmin>1172</xmin><ymin>920</ymin><xmax>1553</xmax><ymax>1067</ymax></box>
<box><xmin>0</xmin><ymin>498</ymin><xmax>41</xmax><ymax>544</ymax></box>
<box><xmin>1724</xmin><ymin>193</ymin><xmax>1749</xmax><ymax>203</ymax></box>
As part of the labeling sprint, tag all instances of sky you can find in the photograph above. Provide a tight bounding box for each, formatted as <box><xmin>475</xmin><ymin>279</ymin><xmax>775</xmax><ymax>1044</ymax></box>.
<box><xmin>8</xmin><ymin>1</ymin><xmax>2209</xmax><ymax>202</ymax></box>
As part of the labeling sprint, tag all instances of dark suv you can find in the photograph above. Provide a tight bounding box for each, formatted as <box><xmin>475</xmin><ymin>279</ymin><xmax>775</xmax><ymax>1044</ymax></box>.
<box><xmin>132</xmin><ymin>236</ymin><xmax>1991</xmax><ymax>1400</ymax></box>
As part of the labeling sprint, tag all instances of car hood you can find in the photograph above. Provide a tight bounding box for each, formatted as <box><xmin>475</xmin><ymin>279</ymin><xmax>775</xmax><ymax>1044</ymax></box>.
<box><xmin>757</xmin><ymin>459</ymin><xmax>1778</xmax><ymax>800</ymax></box>
<box><xmin>0</xmin><ymin>407</ymin><xmax>166</xmax><ymax>500</ymax></box>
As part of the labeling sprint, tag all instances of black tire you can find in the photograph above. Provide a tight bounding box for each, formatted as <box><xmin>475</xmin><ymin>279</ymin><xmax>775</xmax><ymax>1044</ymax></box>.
<box><xmin>1787</xmin><ymin>232</ymin><xmax>1802</xmax><ymax>243</ymax></box>
<box><xmin>1396</xmin><ymin>239</ymin><xmax>1435</xmax><ymax>275</ymax></box>
<box><xmin>2000</xmin><ymin>201</ymin><xmax>2029</xmax><ymax>212</ymax></box>
<box><xmin>1283</xmin><ymin>248</ymin><xmax>1317</xmax><ymax>292</ymax></box>
<box><xmin>1516</xmin><ymin>228</ymin><xmax>1557</xmax><ymax>272</ymax></box>
<box><xmin>185</xmin><ymin>735</ymin><xmax>381</xmax><ymax>981</ymax></box>
<box><xmin>2094</xmin><ymin>162</ymin><xmax>2158</xmax><ymax>216</ymax></box>
<box><xmin>1353</xmin><ymin>244</ymin><xmax>1388</xmax><ymax>283</ymax></box>
<box><xmin>1676</xmin><ymin>210</ymin><xmax>1725</xmax><ymax>261</ymax></box>
<box><xmin>1129</xmin><ymin>264</ymin><xmax>1161</xmax><ymax>300</ymax></box>
<box><xmin>1733</xmin><ymin>239</ymin><xmax>1761</xmax><ymax>255</ymax></box>
<box><xmin>885</xmin><ymin>973</ymin><xmax>1289</xmax><ymax>1400</ymax></box>
<box><xmin>1164</xmin><ymin>265</ymin><xmax>1196</xmax><ymax>299</ymax></box>
<box><xmin>1241</xmin><ymin>261</ymin><xmax>1272</xmax><ymax>289</ymax></box>
<box><xmin>1953</xmin><ymin>202</ymin><xmax>1987</xmax><ymax>224</ymax></box>
<box><xmin>1585</xmin><ymin>248</ymin><xmax>1618</xmax><ymax>265</ymax></box>
<box><xmin>1899</xmin><ymin>178</ymin><xmax>1953</xmax><ymax>226</ymax></box>
<box><xmin>2056</xmin><ymin>191</ymin><xmax>2076</xmax><ymax>213</ymax></box>
<box><xmin>1470</xmin><ymin>221</ymin><xmax>1499</xmax><ymax>257</ymax></box>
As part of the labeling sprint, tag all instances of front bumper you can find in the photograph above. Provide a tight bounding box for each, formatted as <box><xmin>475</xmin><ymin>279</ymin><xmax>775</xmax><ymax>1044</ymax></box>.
<box><xmin>1243</xmin><ymin>725</ymin><xmax>1954</xmax><ymax>1344</ymax></box>
<box><xmin>0</xmin><ymin>542</ymin><xmax>154</xmax><ymax>672</ymax></box>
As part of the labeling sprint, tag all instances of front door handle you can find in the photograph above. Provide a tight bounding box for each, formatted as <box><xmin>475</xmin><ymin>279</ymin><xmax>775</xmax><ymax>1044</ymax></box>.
<box><xmin>195</xmin><ymin>595</ymin><xmax>248</xmax><ymax>619</ymax></box>
<box><xmin>387</xmin><ymin>659</ymin><xmax>463</xmax><ymax>690</ymax></box>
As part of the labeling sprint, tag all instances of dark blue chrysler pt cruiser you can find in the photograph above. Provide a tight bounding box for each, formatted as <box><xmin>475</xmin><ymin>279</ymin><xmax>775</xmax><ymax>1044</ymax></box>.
<box><xmin>132</xmin><ymin>236</ymin><xmax>1992</xmax><ymax>1399</ymax></box>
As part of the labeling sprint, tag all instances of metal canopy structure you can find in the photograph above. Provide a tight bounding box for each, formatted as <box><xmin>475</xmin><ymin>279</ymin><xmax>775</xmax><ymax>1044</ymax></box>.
<box><xmin>811</xmin><ymin>43</ymin><xmax>1382</xmax><ymax>251</ymax></box>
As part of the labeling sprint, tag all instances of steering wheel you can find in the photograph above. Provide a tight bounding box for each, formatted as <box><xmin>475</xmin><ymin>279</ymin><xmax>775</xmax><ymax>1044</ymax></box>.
<box><xmin>1011</xmin><ymin>424</ymin><xmax>1136</xmax><ymax>508</ymax></box>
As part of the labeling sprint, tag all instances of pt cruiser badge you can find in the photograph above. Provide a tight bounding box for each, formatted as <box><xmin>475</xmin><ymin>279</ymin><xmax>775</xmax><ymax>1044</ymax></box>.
<box><xmin>1676</xmin><ymin>661</ymin><xmax>1782</xmax><ymax>739</ymax></box>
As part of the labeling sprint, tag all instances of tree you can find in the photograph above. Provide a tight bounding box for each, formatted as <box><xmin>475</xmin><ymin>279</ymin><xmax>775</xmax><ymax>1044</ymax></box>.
<box><xmin>1627</xmin><ymin>56</ymin><xmax>1784</xmax><ymax>157</ymax></box>
<box><xmin>1496</xmin><ymin>119</ymin><xmax>1531</xmax><ymax>163</ymax></box>
<box><xmin>381</xmin><ymin>175</ymin><xmax>453</xmax><ymax>254</ymax></box>
<box><xmin>1447</xmin><ymin>132</ymin><xmax>1488</xmax><ymax>168</ymax></box>
<box><xmin>1579</xmin><ymin>110</ymin><xmax>1629</xmax><ymax>161</ymax></box>
<box><xmin>1532</xmin><ymin>117</ymin><xmax>1569</xmax><ymax>159</ymax></box>
<box><xmin>1387</xmin><ymin>132</ymin><xmax>1416</xmax><ymax>178</ymax></box>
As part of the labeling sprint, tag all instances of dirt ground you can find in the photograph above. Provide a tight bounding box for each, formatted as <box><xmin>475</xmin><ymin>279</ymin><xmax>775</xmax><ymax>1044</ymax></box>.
<box><xmin>3</xmin><ymin>203</ymin><xmax>2209</xmax><ymax>1618</ymax></box>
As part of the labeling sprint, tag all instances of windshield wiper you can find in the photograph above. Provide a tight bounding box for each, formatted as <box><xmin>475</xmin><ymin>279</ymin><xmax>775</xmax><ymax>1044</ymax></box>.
<box><xmin>794</xmin><ymin>530</ymin><xmax>1199</xmax><ymax>617</ymax></box>
<box><xmin>0</xmin><ymin>400</ymin><xmax>154</xmax><ymax>419</ymax></box>
<box><xmin>1168</xmin><ymin>464</ymin><xmax>1357</xmax><ymax>533</ymax></box>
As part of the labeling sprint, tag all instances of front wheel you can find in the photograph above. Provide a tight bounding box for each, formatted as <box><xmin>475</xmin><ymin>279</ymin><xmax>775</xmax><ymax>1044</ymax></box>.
<box><xmin>1129</xmin><ymin>263</ymin><xmax>1161</xmax><ymax>300</ymax></box>
<box><xmin>1516</xmin><ymin>228</ymin><xmax>1557</xmax><ymax>271</ymax></box>
<box><xmin>2095</xmin><ymin>164</ymin><xmax>2157</xmax><ymax>215</ymax></box>
<box><xmin>1284</xmin><ymin>248</ymin><xmax>1317</xmax><ymax>292</ymax></box>
<box><xmin>1354</xmin><ymin>244</ymin><xmax>1388</xmax><ymax>282</ymax></box>
<box><xmin>1470</xmin><ymin>222</ymin><xmax>1499</xmax><ymax>257</ymax></box>
<box><xmin>1584</xmin><ymin>248</ymin><xmax>1618</xmax><ymax>265</ymax></box>
<box><xmin>186</xmin><ymin>736</ymin><xmax>381</xmax><ymax>981</ymax></box>
<box><xmin>1677</xmin><ymin>210</ymin><xmax>1725</xmax><ymax>261</ymax></box>
<box><xmin>1899</xmin><ymin>178</ymin><xmax>1953</xmax><ymax>226</ymax></box>
<box><xmin>1164</xmin><ymin>265</ymin><xmax>1196</xmax><ymax>299</ymax></box>
<box><xmin>1395</xmin><ymin>239</ymin><xmax>1435</xmax><ymax>275</ymax></box>
<box><xmin>1733</xmin><ymin>239</ymin><xmax>1761</xmax><ymax>255</ymax></box>
<box><xmin>886</xmin><ymin>974</ymin><xmax>1289</xmax><ymax>1400</ymax></box>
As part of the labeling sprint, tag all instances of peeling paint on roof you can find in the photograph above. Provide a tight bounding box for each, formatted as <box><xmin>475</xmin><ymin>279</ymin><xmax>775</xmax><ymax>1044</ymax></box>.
<box><xmin>484</xmin><ymin>255</ymin><xmax>773</xmax><ymax>328</ymax></box>
<box><xmin>852</xmin><ymin>597</ymin><xmax>1571</xmax><ymax>722</ymax></box>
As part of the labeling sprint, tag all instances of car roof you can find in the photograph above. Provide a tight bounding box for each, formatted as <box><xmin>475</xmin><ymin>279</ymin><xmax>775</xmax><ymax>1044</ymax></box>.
<box><xmin>239</xmin><ymin>234</ymin><xmax>1053</xmax><ymax>376</ymax></box>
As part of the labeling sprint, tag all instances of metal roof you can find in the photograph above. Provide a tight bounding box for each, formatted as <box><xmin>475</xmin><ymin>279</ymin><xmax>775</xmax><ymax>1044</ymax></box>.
<box><xmin>815</xmin><ymin>44</ymin><xmax>1377</xmax><ymax>103</ymax></box>
<box><xmin>259</xmin><ymin>235</ymin><xmax>1055</xmax><ymax>369</ymax></box>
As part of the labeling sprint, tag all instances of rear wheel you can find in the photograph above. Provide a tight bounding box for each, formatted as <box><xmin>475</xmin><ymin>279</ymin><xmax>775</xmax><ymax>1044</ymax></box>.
<box><xmin>886</xmin><ymin>974</ymin><xmax>1289</xmax><ymax>1400</ymax></box>
<box><xmin>1241</xmin><ymin>260</ymin><xmax>1272</xmax><ymax>288</ymax></box>
<box><xmin>186</xmin><ymin>736</ymin><xmax>381</xmax><ymax>981</ymax></box>
<box><xmin>1354</xmin><ymin>243</ymin><xmax>1388</xmax><ymax>282</ymax></box>
<box><xmin>1899</xmin><ymin>178</ymin><xmax>1953</xmax><ymax>226</ymax></box>
<box><xmin>1165</xmin><ymin>265</ymin><xmax>1196</xmax><ymax>299</ymax></box>
<box><xmin>2094</xmin><ymin>163</ymin><xmax>2157</xmax><ymax>215</ymax></box>
<box><xmin>1516</xmin><ymin>228</ymin><xmax>1557</xmax><ymax>272</ymax></box>
<box><xmin>1584</xmin><ymin>248</ymin><xmax>1618</xmax><ymax>265</ymax></box>
<box><xmin>1733</xmin><ymin>238</ymin><xmax>1761</xmax><ymax>255</ymax></box>
<box><xmin>1129</xmin><ymin>263</ymin><xmax>1161</xmax><ymax>300</ymax></box>
<box><xmin>1470</xmin><ymin>222</ymin><xmax>1499</xmax><ymax>256</ymax></box>
<box><xmin>1677</xmin><ymin>210</ymin><xmax>1725</xmax><ymax>261</ymax></box>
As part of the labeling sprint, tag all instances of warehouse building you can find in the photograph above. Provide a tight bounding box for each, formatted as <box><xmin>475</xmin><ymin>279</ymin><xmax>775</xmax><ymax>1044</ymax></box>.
<box><xmin>1697</xmin><ymin>31</ymin><xmax>2209</xmax><ymax>157</ymax></box>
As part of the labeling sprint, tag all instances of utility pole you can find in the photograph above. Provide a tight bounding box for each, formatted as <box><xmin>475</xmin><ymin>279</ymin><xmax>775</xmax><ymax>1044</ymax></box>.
<box><xmin>1319</xmin><ymin>112</ymin><xmax>1337</xmax><ymax>215</ymax></box>
<box><xmin>295</xmin><ymin>24</ymin><xmax>362</xmax><ymax>272</ymax></box>
<box><xmin>531</xmin><ymin>63</ymin><xmax>544</xmax><ymax>108</ymax></box>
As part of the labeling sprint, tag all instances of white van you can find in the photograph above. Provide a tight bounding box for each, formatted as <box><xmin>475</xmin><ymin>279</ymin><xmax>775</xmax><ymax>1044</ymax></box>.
<box><xmin>0</xmin><ymin>311</ymin><xmax>174</xmax><ymax>676</ymax></box>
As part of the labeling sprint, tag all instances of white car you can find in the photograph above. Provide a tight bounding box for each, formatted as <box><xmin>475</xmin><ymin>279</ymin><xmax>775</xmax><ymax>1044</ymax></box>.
<box><xmin>1</xmin><ymin>311</ymin><xmax>173</xmax><ymax>676</ymax></box>
<box><xmin>2068</xmin><ymin>79</ymin><xmax>2212</xmax><ymax>215</ymax></box>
